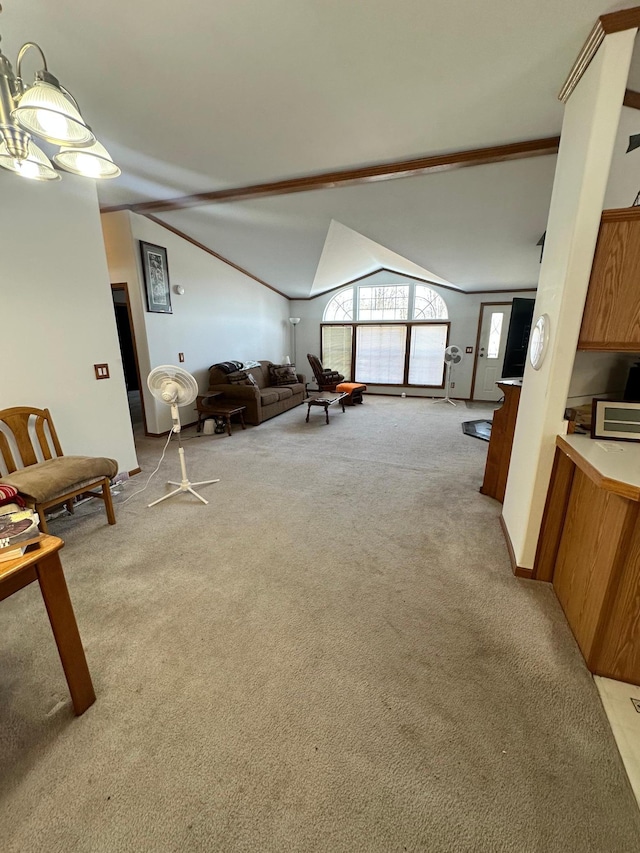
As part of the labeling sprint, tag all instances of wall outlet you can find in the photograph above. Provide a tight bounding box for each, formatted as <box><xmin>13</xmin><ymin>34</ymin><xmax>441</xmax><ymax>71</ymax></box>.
<box><xmin>450</xmin><ymin>382</ymin><xmax>455</xmax><ymax>388</ymax></box>
<box><xmin>178</xmin><ymin>352</ymin><xmax>185</xmax><ymax>363</ymax></box>
<box><xmin>466</xmin><ymin>347</ymin><xmax>473</xmax><ymax>354</ymax></box>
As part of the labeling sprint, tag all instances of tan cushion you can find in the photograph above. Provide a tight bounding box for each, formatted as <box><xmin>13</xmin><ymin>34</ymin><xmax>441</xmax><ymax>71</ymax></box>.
<box><xmin>274</xmin><ymin>387</ymin><xmax>294</xmax><ymax>401</ymax></box>
<box><xmin>259</xmin><ymin>389</ymin><xmax>279</xmax><ymax>407</ymax></box>
<box><xmin>0</xmin><ymin>456</ymin><xmax>118</xmax><ymax>503</ymax></box>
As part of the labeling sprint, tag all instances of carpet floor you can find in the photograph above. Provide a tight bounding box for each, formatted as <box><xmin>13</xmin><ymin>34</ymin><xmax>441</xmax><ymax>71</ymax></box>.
<box><xmin>2</xmin><ymin>396</ymin><xmax>640</xmax><ymax>852</ymax></box>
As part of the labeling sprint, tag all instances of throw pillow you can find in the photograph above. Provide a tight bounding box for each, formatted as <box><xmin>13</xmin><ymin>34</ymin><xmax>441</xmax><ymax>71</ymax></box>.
<box><xmin>227</xmin><ymin>370</ymin><xmax>249</xmax><ymax>385</ymax></box>
<box><xmin>269</xmin><ymin>364</ymin><xmax>298</xmax><ymax>386</ymax></box>
<box><xmin>0</xmin><ymin>484</ymin><xmax>25</xmax><ymax>508</ymax></box>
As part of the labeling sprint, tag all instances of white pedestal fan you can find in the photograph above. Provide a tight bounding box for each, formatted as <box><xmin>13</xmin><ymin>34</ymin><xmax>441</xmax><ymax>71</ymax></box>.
<box><xmin>434</xmin><ymin>345</ymin><xmax>463</xmax><ymax>406</ymax></box>
<box><xmin>147</xmin><ymin>365</ymin><xmax>220</xmax><ymax>507</ymax></box>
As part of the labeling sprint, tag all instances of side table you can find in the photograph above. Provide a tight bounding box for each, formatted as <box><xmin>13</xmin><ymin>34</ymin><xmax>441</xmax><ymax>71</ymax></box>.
<box><xmin>0</xmin><ymin>535</ymin><xmax>95</xmax><ymax>716</ymax></box>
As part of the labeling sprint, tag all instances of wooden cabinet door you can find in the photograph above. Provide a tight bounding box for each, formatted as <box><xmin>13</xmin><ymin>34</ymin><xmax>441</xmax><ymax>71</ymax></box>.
<box><xmin>578</xmin><ymin>215</ymin><xmax>640</xmax><ymax>350</ymax></box>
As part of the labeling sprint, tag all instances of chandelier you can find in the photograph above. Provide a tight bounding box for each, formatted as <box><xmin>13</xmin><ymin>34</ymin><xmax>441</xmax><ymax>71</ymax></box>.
<box><xmin>0</xmin><ymin>24</ymin><xmax>120</xmax><ymax>181</ymax></box>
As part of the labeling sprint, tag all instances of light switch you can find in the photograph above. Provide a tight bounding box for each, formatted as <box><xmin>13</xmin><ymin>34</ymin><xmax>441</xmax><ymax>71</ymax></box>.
<box><xmin>179</xmin><ymin>352</ymin><xmax>185</xmax><ymax>363</ymax></box>
<box><xmin>94</xmin><ymin>363</ymin><xmax>110</xmax><ymax>380</ymax></box>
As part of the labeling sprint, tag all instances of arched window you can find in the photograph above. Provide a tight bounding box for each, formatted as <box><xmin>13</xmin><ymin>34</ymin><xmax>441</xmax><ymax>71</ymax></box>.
<box><xmin>413</xmin><ymin>285</ymin><xmax>448</xmax><ymax>320</ymax></box>
<box><xmin>321</xmin><ymin>283</ymin><xmax>450</xmax><ymax>388</ymax></box>
<box><xmin>324</xmin><ymin>288</ymin><xmax>354</xmax><ymax>321</ymax></box>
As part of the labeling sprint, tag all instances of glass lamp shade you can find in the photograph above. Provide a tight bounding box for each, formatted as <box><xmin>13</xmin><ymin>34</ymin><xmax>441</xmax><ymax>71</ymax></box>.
<box><xmin>0</xmin><ymin>137</ymin><xmax>59</xmax><ymax>180</ymax></box>
<box><xmin>54</xmin><ymin>140</ymin><xmax>121</xmax><ymax>179</ymax></box>
<box><xmin>12</xmin><ymin>81</ymin><xmax>95</xmax><ymax>147</ymax></box>
<box><xmin>289</xmin><ymin>317</ymin><xmax>301</xmax><ymax>325</ymax></box>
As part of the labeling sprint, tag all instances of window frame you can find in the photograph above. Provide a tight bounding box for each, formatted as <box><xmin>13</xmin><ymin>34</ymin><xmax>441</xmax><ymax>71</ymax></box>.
<box><xmin>321</xmin><ymin>320</ymin><xmax>450</xmax><ymax>388</ymax></box>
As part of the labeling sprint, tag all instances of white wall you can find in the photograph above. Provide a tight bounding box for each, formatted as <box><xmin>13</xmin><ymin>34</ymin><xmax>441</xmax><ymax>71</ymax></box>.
<box><xmin>0</xmin><ymin>174</ymin><xmax>138</xmax><ymax>473</ymax></box>
<box><xmin>102</xmin><ymin>211</ymin><xmax>292</xmax><ymax>434</ymax></box>
<box><xmin>502</xmin><ymin>30</ymin><xmax>636</xmax><ymax>570</ymax></box>
<box><xmin>291</xmin><ymin>272</ymin><xmax>536</xmax><ymax>398</ymax></box>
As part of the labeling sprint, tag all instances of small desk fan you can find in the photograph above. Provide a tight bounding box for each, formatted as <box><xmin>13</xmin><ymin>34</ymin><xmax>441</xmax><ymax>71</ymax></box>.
<box><xmin>434</xmin><ymin>345</ymin><xmax>463</xmax><ymax>406</ymax></box>
<box><xmin>147</xmin><ymin>365</ymin><xmax>220</xmax><ymax>507</ymax></box>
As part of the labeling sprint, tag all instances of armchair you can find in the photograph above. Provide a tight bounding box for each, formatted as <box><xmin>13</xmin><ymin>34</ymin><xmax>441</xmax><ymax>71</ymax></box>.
<box><xmin>307</xmin><ymin>354</ymin><xmax>345</xmax><ymax>391</ymax></box>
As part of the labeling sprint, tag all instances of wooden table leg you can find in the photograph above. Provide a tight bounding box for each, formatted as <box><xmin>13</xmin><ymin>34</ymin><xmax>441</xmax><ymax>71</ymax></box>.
<box><xmin>325</xmin><ymin>403</ymin><xmax>330</xmax><ymax>424</ymax></box>
<box><xmin>306</xmin><ymin>404</ymin><xmax>311</xmax><ymax>422</ymax></box>
<box><xmin>239</xmin><ymin>411</ymin><xmax>246</xmax><ymax>430</ymax></box>
<box><xmin>35</xmin><ymin>552</ymin><xmax>96</xmax><ymax>716</ymax></box>
<box><xmin>225</xmin><ymin>415</ymin><xmax>232</xmax><ymax>437</ymax></box>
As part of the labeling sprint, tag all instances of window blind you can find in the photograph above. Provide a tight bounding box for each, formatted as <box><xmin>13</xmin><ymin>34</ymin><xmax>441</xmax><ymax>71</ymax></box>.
<box><xmin>408</xmin><ymin>324</ymin><xmax>448</xmax><ymax>385</ymax></box>
<box><xmin>321</xmin><ymin>325</ymin><xmax>353</xmax><ymax>379</ymax></box>
<box><xmin>356</xmin><ymin>325</ymin><xmax>407</xmax><ymax>384</ymax></box>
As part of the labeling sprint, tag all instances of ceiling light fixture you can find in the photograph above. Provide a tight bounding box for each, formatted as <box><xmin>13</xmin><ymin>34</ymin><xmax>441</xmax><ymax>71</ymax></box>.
<box><xmin>0</xmin><ymin>8</ymin><xmax>120</xmax><ymax>181</ymax></box>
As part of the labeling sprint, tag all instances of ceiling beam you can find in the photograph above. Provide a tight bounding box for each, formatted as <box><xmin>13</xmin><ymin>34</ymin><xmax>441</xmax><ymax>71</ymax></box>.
<box><xmin>101</xmin><ymin>136</ymin><xmax>560</xmax><ymax>215</ymax></box>
<box><xmin>142</xmin><ymin>214</ymin><xmax>288</xmax><ymax>299</ymax></box>
<box><xmin>600</xmin><ymin>6</ymin><xmax>640</xmax><ymax>33</ymax></box>
<box><xmin>624</xmin><ymin>89</ymin><xmax>640</xmax><ymax>110</ymax></box>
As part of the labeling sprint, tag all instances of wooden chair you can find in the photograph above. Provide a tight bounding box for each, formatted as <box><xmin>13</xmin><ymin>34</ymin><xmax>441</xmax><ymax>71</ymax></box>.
<box><xmin>307</xmin><ymin>354</ymin><xmax>345</xmax><ymax>391</ymax></box>
<box><xmin>0</xmin><ymin>407</ymin><xmax>118</xmax><ymax>533</ymax></box>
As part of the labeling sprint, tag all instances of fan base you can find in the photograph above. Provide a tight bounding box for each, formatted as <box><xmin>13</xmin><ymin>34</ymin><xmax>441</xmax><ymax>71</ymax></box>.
<box><xmin>148</xmin><ymin>478</ymin><xmax>221</xmax><ymax>507</ymax></box>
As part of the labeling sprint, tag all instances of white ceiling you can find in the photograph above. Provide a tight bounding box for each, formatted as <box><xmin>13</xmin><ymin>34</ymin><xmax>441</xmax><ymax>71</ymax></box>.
<box><xmin>0</xmin><ymin>0</ymin><xmax>624</xmax><ymax>295</ymax></box>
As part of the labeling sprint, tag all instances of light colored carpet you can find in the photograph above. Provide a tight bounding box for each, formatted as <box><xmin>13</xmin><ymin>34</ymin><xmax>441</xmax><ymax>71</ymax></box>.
<box><xmin>2</xmin><ymin>396</ymin><xmax>639</xmax><ymax>852</ymax></box>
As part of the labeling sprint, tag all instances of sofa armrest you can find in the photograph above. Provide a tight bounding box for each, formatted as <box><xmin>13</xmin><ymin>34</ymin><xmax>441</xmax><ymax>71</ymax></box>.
<box><xmin>296</xmin><ymin>372</ymin><xmax>306</xmax><ymax>385</ymax></box>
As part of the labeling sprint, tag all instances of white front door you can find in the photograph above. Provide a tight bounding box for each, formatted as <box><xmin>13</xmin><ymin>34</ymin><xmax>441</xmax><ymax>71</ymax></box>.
<box><xmin>473</xmin><ymin>304</ymin><xmax>512</xmax><ymax>401</ymax></box>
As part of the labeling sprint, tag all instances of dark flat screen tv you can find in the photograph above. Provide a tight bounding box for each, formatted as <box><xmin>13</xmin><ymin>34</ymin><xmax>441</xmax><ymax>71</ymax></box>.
<box><xmin>502</xmin><ymin>298</ymin><xmax>535</xmax><ymax>379</ymax></box>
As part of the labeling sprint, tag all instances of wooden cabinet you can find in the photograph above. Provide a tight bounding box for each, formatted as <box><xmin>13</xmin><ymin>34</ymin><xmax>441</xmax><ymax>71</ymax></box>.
<box><xmin>534</xmin><ymin>435</ymin><xmax>640</xmax><ymax>684</ymax></box>
<box><xmin>480</xmin><ymin>380</ymin><xmax>521</xmax><ymax>503</ymax></box>
<box><xmin>579</xmin><ymin>209</ymin><xmax>640</xmax><ymax>350</ymax></box>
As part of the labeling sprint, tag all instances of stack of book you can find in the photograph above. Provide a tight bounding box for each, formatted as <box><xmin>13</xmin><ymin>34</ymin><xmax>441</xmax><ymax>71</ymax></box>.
<box><xmin>0</xmin><ymin>509</ymin><xmax>43</xmax><ymax>563</ymax></box>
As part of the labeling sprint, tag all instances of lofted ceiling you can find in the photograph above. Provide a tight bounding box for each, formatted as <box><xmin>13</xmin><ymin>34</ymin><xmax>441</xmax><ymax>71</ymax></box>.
<box><xmin>0</xmin><ymin>0</ymin><xmax>625</xmax><ymax>296</ymax></box>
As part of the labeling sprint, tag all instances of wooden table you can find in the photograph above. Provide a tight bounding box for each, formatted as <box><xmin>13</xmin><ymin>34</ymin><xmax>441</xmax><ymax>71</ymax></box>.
<box><xmin>195</xmin><ymin>395</ymin><xmax>246</xmax><ymax>436</ymax></box>
<box><xmin>305</xmin><ymin>392</ymin><xmax>348</xmax><ymax>424</ymax></box>
<box><xmin>0</xmin><ymin>535</ymin><xmax>95</xmax><ymax>716</ymax></box>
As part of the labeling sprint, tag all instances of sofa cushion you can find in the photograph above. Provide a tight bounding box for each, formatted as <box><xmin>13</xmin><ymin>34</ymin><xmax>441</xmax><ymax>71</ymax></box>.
<box><xmin>269</xmin><ymin>364</ymin><xmax>298</xmax><ymax>386</ymax></box>
<box><xmin>259</xmin><ymin>389</ymin><xmax>279</xmax><ymax>407</ymax></box>
<box><xmin>274</xmin><ymin>387</ymin><xmax>294</xmax><ymax>401</ymax></box>
<box><xmin>0</xmin><ymin>456</ymin><xmax>118</xmax><ymax>503</ymax></box>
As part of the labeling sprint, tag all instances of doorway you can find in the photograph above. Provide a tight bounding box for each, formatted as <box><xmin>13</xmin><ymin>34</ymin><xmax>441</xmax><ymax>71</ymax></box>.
<box><xmin>111</xmin><ymin>283</ymin><xmax>147</xmax><ymax>435</ymax></box>
<box><xmin>470</xmin><ymin>302</ymin><xmax>512</xmax><ymax>402</ymax></box>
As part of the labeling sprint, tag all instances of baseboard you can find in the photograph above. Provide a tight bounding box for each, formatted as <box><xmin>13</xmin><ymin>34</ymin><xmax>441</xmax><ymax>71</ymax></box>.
<box><xmin>499</xmin><ymin>514</ymin><xmax>533</xmax><ymax>578</ymax></box>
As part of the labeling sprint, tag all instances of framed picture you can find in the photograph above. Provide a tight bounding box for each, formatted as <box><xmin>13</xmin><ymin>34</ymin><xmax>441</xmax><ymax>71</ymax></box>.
<box><xmin>591</xmin><ymin>398</ymin><xmax>640</xmax><ymax>442</ymax></box>
<box><xmin>140</xmin><ymin>241</ymin><xmax>172</xmax><ymax>314</ymax></box>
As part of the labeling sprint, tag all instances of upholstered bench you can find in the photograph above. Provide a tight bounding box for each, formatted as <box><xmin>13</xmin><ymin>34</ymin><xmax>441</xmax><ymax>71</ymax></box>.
<box><xmin>336</xmin><ymin>382</ymin><xmax>366</xmax><ymax>405</ymax></box>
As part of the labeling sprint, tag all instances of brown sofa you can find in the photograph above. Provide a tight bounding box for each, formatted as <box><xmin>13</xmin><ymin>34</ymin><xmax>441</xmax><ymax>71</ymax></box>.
<box><xmin>206</xmin><ymin>361</ymin><xmax>306</xmax><ymax>425</ymax></box>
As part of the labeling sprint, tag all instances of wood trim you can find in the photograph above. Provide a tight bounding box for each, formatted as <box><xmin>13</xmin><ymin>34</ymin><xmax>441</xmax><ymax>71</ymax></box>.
<box><xmin>623</xmin><ymin>88</ymin><xmax>640</xmax><ymax>110</ymax></box>
<box><xmin>601</xmin><ymin>206</ymin><xmax>640</xmax><ymax>223</ymax></box>
<box><xmin>600</xmin><ymin>6</ymin><xmax>640</xmax><ymax>34</ymax></box>
<box><xmin>556</xmin><ymin>435</ymin><xmax>640</xmax><ymax>501</ymax></box>
<box><xmin>297</xmin><ymin>268</ymin><xmax>536</xmax><ymax>301</ymax></box>
<box><xmin>558</xmin><ymin>20</ymin><xmax>605</xmax><ymax>103</ymax></box>
<box><xmin>469</xmin><ymin>301</ymin><xmax>512</xmax><ymax>401</ymax></box>
<box><xmin>128</xmin><ymin>467</ymin><xmax>142</xmax><ymax>477</ymax></box>
<box><xmin>533</xmin><ymin>446</ymin><xmax>576</xmax><ymax>582</ymax></box>
<box><xmin>499</xmin><ymin>514</ymin><xmax>532</xmax><ymax>578</ymax></box>
<box><xmin>142</xmin><ymin>214</ymin><xmax>288</xmax><ymax>299</ymax></box>
<box><xmin>111</xmin><ymin>282</ymin><xmax>150</xmax><ymax>437</ymax></box>
<box><xmin>101</xmin><ymin>137</ymin><xmax>561</xmax><ymax>216</ymax></box>
<box><xmin>559</xmin><ymin>10</ymin><xmax>640</xmax><ymax>104</ymax></box>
